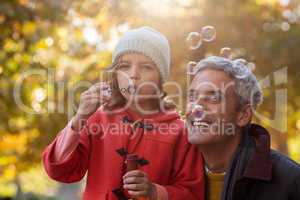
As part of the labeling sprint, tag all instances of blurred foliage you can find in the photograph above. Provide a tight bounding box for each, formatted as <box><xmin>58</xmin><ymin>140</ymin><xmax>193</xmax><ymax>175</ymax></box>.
<box><xmin>0</xmin><ymin>0</ymin><xmax>300</xmax><ymax>198</ymax></box>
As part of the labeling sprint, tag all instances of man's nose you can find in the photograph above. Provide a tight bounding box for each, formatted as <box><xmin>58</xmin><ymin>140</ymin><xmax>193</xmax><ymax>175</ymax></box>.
<box><xmin>188</xmin><ymin>99</ymin><xmax>209</xmax><ymax>114</ymax></box>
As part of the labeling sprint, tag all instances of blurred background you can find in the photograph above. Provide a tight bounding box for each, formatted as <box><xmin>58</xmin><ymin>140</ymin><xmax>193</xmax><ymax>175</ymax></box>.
<box><xmin>0</xmin><ymin>0</ymin><xmax>300</xmax><ymax>199</ymax></box>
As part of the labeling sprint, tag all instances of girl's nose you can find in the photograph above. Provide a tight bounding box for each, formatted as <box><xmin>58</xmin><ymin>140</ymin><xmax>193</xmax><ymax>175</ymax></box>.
<box><xmin>129</xmin><ymin>64</ymin><xmax>140</xmax><ymax>80</ymax></box>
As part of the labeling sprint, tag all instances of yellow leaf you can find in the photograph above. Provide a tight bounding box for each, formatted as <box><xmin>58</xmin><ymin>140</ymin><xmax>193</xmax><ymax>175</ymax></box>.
<box><xmin>22</xmin><ymin>22</ymin><xmax>36</xmax><ymax>36</ymax></box>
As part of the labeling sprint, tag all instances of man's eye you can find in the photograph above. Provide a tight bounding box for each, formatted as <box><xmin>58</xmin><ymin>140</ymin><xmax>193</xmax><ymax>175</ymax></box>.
<box><xmin>208</xmin><ymin>93</ymin><xmax>222</xmax><ymax>103</ymax></box>
<box><xmin>189</xmin><ymin>96</ymin><xmax>196</xmax><ymax>102</ymax></box>
<box><xmin>209</xmin><ymin>95</ymin><xmax>219</xmax><ymax>102</ymax></box>
<box><xmin>188</xmin><ymin>93</ymin><xmax>197</xmax><ymax>102</ymax></box>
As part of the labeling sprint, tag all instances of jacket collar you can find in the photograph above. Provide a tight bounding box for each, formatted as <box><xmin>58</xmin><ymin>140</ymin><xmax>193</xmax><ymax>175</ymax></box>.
<box><xmin>242</xmin><ymin>123</ymin><xmax>273</xmax><ymax>181</ymax></box>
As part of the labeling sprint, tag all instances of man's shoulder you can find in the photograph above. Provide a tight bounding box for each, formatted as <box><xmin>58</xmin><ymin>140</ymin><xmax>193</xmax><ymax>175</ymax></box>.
<box><xmin>270</xmin><ymin>149</ymin><xmax>300</xmax><ymax>178</ymax></box>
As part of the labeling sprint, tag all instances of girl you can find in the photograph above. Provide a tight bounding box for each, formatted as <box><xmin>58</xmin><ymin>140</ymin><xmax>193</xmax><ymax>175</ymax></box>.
<box><xmin>42</xmin><ymin>26</ymin><xmax>204</xmax><ymax>200</ymax></box>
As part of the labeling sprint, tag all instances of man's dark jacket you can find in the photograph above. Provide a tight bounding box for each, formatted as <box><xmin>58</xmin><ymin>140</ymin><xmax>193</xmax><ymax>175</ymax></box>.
<box><xmin>207</xmin><ymin>123</ymin><xmax>300</xmax><ymax>200</ymax></box>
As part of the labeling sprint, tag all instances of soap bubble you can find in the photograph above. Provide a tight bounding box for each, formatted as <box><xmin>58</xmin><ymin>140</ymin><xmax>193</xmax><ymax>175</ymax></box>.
<box><xmin>234</xmin><ymin>68</ymin><xmax>249</xmax><ymax>79</ymax></box>
<box><xmin>101</xmin><ymin>85</ymin><xmax>112</xmax><ymax>98</ymax></box>
<box><xmin>102</xmin><ymin>89</ymin><xmax>112</xmax><ymax>97</ymax></box>
<box><xmin>186</xmin><ymin>61</ymin><xmax>199</xmax><ymax>75</ymax></box>
<box><xmin>192</xmin><ymin>104</ymin><xmax>205</xmax><ymax>122</ymax></box>
<box><xmin>220</xmin><ymin>47</ymin><xmax>232</xmax><ymax>58</ymax></box>
<box><xmin>247</xmin><ymin>62</ymin><xmax>256</xmax><ymax>71</ymax></box>
<box><xmin>187</xmin><ymin>102</ymin><xmax>206</xmax><ymax>123</ymax></box>
<box><xmin>186</xmin><ymin>32</ymin><xmax>202</xmax><ymax>50</ymax></box>
<box><xmin>201</xmin><ymin>26</ymin><xmax>216</xmax><ymax>42</ymax></box>
<box><xmin>187</xmin><ymin>101</ymin><xmax>196</xmax><ymax>112</ymax></box>
<box><xmin>127</xmin><ymin>84</ymin><xmax>137</xmax><ymax>95</ymax></box>
<box><xmin>233</xmin><ymin>59</ymin><xmax>251</xmax><ymax>79</ymax></box>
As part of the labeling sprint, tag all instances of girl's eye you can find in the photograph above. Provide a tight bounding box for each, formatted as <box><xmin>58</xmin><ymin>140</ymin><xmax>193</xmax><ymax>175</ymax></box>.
<box><xmin>141</xmin><ymin>64</ymin><xmax>153</xmax><ymax>70</ymax></box>
<box><xmin>118</xmin><ymin>64</ymin><xmax>130</xmax><ymax>70</ymax></box>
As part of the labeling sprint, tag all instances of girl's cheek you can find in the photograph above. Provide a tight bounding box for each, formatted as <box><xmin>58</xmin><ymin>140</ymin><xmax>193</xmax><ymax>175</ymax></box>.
<box><xmin>141</xmin><ymin>71</ymin><xmax>158</xmax><ymax>80</ymax></box>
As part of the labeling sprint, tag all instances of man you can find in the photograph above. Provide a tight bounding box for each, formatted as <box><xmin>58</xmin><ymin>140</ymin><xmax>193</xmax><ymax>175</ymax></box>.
<box><xmin>186</xmin><ymin>56</ymin><xmax>300</xmax><ymax>200</ymax></box>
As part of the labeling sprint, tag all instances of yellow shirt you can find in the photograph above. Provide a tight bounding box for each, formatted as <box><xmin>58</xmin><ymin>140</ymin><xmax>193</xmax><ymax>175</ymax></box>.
<box><xmin>206</xmin><ymin>171</ymin><xmax>226</xmax><ymax>200</ymax></box>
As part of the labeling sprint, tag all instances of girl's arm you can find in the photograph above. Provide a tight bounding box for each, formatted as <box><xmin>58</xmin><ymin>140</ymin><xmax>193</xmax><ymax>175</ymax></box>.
<box><xmin>42</xmin><ymin>82</ymin><xmax>110</xmax><ymax>183</ymax></box>
<box><xmin>52</xmin><ymin>118</ymin><xmax>82</xmax><ymax>162</ymax></box>
<box><xmin>42</xmin><ymin>117</ymin><xmax>91</xmax><ymax>183</ymax></box>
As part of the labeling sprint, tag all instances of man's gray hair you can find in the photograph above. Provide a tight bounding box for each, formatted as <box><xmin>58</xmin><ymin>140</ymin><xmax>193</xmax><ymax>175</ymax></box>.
<box><xmin>195</xmin><ymin>56</ymin><xmax>263</xmax><ymax>109</ymax></box>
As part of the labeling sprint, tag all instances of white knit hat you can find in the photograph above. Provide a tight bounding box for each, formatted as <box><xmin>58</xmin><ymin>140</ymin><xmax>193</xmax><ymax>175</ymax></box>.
<box><xmin>112</xmin><ymin>26</ymin><xmax>171</xmax><ymax>83</ymax></box>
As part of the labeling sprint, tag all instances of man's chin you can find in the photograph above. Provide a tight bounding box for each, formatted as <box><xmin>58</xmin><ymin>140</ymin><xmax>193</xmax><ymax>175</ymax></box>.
<box><xmin>187</xmin><ymin>129</ymin><xmax>218</xmax><ymax>145</ymax></box>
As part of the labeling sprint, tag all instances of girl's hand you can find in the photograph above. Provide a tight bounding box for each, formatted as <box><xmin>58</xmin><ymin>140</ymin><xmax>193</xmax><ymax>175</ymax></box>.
<box><xmin>123</xmin><ymin>170</ymin><xmax>157</xmax><ymax>199</ymax></box>
<box><xmin>72</xmin><ymin>82</ymin><xmax>111</xmax><ymax>131</ymax></box>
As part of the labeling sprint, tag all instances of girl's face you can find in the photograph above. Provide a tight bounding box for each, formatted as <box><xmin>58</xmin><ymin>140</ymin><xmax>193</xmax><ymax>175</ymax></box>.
<box><xmin>116</xmin><ymin>53</ymin><xmax>161</xmax><ymax>102</ymax></box>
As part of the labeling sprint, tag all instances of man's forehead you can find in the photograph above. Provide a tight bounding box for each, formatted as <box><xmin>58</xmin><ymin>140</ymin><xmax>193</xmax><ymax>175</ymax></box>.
<box><xmin>189</xmin><ymin>69</ymin><xmax>235</xmax><ymax>92</ymax></box>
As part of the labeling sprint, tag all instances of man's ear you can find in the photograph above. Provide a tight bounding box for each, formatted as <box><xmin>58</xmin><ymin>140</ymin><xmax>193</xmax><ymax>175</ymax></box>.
<box><xmin>236</xmin><ymin>104</ymin><xmax>253</xmax><ymax>127</ymax></box>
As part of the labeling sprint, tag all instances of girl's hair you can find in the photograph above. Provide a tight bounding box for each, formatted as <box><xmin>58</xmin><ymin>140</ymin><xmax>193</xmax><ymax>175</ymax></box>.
<box><xmin>103</xmin><ymin>62</ymin><xmax>176</xmax><ymax>113</ymax></box>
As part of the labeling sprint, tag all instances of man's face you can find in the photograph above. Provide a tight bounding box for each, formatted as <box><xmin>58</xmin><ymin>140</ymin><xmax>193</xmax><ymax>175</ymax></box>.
<box><xmin>187</xmin><ymin>68</ymin><xmax>240</xmax><ymax>146</ymax></box>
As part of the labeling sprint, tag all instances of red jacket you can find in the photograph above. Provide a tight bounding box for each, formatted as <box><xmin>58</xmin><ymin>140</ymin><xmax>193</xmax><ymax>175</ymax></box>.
<box><xmin>42</xmin><ymin>108</ymin><xmax>204</xmax><ymax>200</ymax></box>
